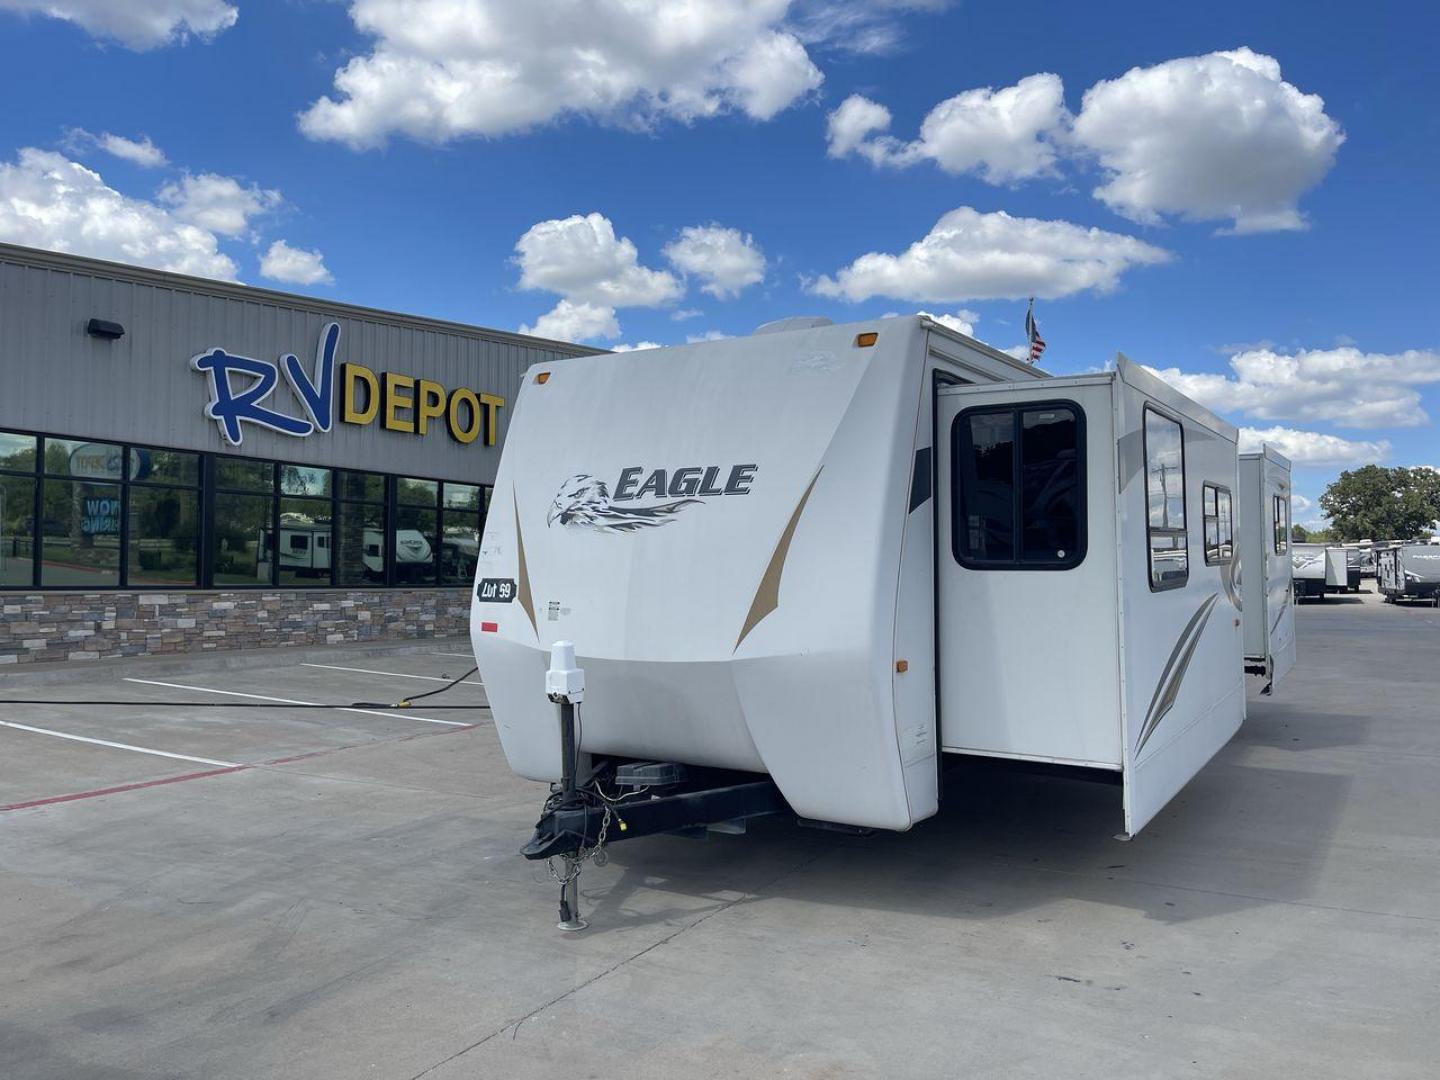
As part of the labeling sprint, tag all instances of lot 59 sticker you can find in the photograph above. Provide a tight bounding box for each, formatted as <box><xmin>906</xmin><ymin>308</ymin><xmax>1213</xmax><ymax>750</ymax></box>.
<box><xmin>477</xmin><ymin>578</ymin><xmax>516</xmax><ymax>603</ymax></box>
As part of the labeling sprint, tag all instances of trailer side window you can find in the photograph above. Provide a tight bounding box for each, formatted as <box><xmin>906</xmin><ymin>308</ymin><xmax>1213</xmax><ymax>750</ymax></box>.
<box><xmin>1273</xmin><ymin>494</ymin><xmax>1289</xmax><ymax>554</ymax></box>
<box><xmin>952</xmin><ymin>401</ymin><xmax>1085</xmax><ymax>570</ymax></box>
<box><xmin>1143</xmin><ymin>408</ymin><xmax>1188</xmax><ymax>590</ymax></box>
<box><xmin>1203</xmin><ymin>484</ymin><xmax>1233</xmax><ymax>565</ymax></box>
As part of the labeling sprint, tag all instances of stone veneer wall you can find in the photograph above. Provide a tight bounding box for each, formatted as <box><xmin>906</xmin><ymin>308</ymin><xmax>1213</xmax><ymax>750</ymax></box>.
<box><xmin>0</xmin><ymin>589</ymin><xmax>471</xmax><ymax>666</ymax></box>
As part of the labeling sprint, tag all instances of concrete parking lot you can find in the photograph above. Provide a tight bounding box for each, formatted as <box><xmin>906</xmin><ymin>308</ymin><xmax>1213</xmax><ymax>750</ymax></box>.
<box><xmin>2</xmin><ymin>589</ymin><xmax>1437</xmax><ymax>1079</ymax></box>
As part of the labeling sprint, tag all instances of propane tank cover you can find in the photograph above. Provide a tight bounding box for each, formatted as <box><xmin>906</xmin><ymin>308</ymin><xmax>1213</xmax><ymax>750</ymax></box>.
<box><xmin>546</xmin><ymin>640</ymin><xmax>585</xmax><ymax>703</ymax></box>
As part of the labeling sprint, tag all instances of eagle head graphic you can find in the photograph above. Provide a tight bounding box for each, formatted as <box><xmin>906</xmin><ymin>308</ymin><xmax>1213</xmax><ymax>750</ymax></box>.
<box><xmin>547</xmin><ymin>473</ymin><xmax>701</xmax><ymax>532</ymax></box>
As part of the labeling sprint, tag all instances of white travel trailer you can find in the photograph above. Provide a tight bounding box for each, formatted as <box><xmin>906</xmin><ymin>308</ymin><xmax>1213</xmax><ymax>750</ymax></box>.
<box><xmin>1292</xmin><ymin>543</ymin><xmax>1345</xmax><ymax>600</ymax></box>
<box><xmin>1238</xmin><ymin>448</ymin><xmax>1296</xmax><ymax>693</ymax></box>
<box><xmin>1377</xmin><ymin>544</ymin><xmax>1440</xmax><ymax>605</ymax></box>
<box><xmin>470</xmin><ymin>316</ymin><xmax>1256</xmax><ymax>870</ymax></box>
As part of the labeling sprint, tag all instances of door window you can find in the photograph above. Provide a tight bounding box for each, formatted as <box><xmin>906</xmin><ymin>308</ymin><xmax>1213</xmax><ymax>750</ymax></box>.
<box><xmin>952</xmin><ymin>401</ymin><xmax>1085</xmax><ymax>570</ymax></box>
<box><xmin>1144</xmin><ymin>409</ymin><xmax>1188</xmax><ymax>590</ymax></box>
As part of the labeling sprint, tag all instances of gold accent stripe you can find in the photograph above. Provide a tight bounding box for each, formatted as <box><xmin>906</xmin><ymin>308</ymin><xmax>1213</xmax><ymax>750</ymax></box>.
<box><xmin>734</xmin><ymin>469</ymin><xmax>823</xmax><ymax>652</ymax></box>
<box><xmin>513</xmin><ymin>488</ymin><xmax>537</xmax><ymax>636</ymax></box>
<box><xmin>1136</xmin><ymin>592</ymin><xmax>1219</xmax><ymax>753</ymax></box>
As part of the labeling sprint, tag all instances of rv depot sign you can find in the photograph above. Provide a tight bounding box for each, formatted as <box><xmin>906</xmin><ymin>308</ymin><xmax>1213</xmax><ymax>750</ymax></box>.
<box><xmin>192</xmin><ymin>322</ymin><xmax>505</xmax><ymax>448</ymax></box>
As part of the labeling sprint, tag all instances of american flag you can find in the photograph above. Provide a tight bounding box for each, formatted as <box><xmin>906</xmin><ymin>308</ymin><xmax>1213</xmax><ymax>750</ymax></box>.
<box><xmin>1025</xmin><ymin>298</ymin><xmax>1046</xmax><ymax>362</ymax></box>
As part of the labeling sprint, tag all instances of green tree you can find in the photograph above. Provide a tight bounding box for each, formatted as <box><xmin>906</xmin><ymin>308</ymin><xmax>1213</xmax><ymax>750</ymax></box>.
<box><xmin>1290</xmin><ymin>524</ymin><xmax>1310</xmax><ymax>543</ymax></box>
<box><xmin>1319</xmin><ymin>466</ymin><xmax>1440</xmax><ymax>541</ymax></box>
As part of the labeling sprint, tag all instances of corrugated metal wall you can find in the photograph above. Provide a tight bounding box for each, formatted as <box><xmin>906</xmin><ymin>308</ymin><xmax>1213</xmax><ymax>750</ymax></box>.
<box><xmin>0</xmin><ymin>245</ymin><xmax>596</xmax><ymax>483</ymax></box>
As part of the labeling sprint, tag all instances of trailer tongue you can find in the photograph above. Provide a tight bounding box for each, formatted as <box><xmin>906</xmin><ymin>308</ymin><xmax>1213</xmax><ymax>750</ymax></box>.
<box><xmin>524</xmin><ymin>641</ymin><xmax>787</xmax><ymax>930</ymax></box>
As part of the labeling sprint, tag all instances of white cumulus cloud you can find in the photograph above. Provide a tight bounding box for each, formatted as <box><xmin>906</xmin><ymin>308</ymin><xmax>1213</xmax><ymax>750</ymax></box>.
<box><xmin>0</xmin><ymin>147</ymin><xmax>237</xmax><ymax>279</ymax></box>
<box><xmin>611</xmin><ymin>340</ymin><xmax>664</xmax><ymax>352</ymax></box>
<box><xmin>260</xmin><ymin>240</ymin><xmax>333</xmax><ymax>287</ymax></box>
<box><xmin>0</xmin><ymin>0</ymin><xmax>237</xmax><ymax>50</ymax></box>
<box><xmin>827</xmin><ymin>74</ymin><xmax>1068</xmax><ymax>183</ymax></box>
<box><xmin>810</xmin><ymin>206</ymin><xmax>1170</xmax><ymax>303</ymax></box>
<box><xmin>1238</xmin><ymin>426</ymin><xmax>1389</xmax><ymax>467</ymax></box>
<box><xmin>1071</xmin><ymin>47</ymin><xmax>1344</xmax><ymax>233</ymax></box>
<box><xmin>1147</xmin><ymin>345</ymin><xmax>1440</xmax><ymax>429</ymax></box>
<box><xmin>158</xmin><ymin>172</ymin><xmax>282</xmax><ymax>238</ymax></box>
<box><xmin>516</xmin><ymin>212</ymin><xmax>681</xmax><ymax>308</ymax></box>
<box><xmin>663</xmin><ymin>224</ymin><xmax>766</xmax><ymax>298</ymax></box>
<box><xmin>299</xmin><ymin>0</ymin><xmax>824</xmax><ymax>150</ymax></box>
<box><xmin>66</xmin><ymin>129</ymin><xmax>169</xmax><ymax>168</ymax></box>
<box><xmin>521</xmin><ymin>300</ymin><xmax>622</xmax><ymax>344</ymax></box>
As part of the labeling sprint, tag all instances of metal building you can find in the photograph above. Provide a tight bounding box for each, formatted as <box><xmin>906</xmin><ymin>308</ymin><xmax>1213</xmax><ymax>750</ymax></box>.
<box><xmin>0</xmin><ymin>242</ymin><xmax>597</xmax><ymax>665</ymax></box>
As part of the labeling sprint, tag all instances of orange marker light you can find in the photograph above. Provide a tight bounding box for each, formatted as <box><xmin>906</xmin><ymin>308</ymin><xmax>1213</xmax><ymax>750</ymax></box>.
<box><xmin>534</xmin><ymin>371</ymin><xmax>551</xmax><ymax>384</ymax></box>
<box><xmin>855</xmin><ymin>332</ymin><xmax>878</xmax><ymax>347</ymax></box>
<box><xmin>895</xmin><ymin>659</ymin><xmax>909</xmax><ymax>673</ymax></box>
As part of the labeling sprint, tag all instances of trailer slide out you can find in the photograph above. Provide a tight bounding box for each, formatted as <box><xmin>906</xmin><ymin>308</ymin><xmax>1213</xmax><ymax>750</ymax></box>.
<box><xmin>1239</xmin><ymin>448</ymin><xmax>1296</xmax><ymax>693</ymax></box>
<box><xmin>470</xmin><ymin>316</ymin><xmax>1265</xmax><ymax>860</ymax></box>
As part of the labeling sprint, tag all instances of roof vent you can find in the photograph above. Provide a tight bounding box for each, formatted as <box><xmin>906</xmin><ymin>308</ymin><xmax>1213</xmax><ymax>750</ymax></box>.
<box><xmin>753</xmin><ymin>316</ymin><xmax>833</xmax><ymax>336</ymax></box>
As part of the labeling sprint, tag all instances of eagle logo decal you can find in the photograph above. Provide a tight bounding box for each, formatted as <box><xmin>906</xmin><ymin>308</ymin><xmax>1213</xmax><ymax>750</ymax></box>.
<box><xmin>546</xmin><ymin>474</ymin><xmax>700</xmax><ymax>532</ymax></box>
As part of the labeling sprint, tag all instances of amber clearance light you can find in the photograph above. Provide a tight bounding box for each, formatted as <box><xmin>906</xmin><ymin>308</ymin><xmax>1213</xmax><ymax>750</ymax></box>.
<box><xmin>855</xmin><ymin>332</ymin><xmax>878</xmax><ymax>347</ymax></box>
<box><xmin>534</xmin><ymin>371</ymin><xmax>551</xmax><ymax>384</ymax></box>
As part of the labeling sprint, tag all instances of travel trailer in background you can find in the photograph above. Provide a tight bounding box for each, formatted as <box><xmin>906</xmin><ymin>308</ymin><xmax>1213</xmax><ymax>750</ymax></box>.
<box><xmin>1292</xmin><ymin>543</ymin><xmax>1345</xmax><ymax>600</ymax></box>
<box><xmin>470</xmin><ymin>316</ymin><xmax>1269</xmax><ymax>877</ymax></box>
<box><xmin>1239</xmin><ymin>448</ymin><xmax>1296</xmax><ymax>693</ymax></box>
<box><xmin>1377</xmin><ymin>544</ymin><xmax>1440</xmax><ymax>605</ymax></box>
<box><xmin>258</xmin><ymin>523</ymin><xmax>432</xmax><ymax>582</ymax></box>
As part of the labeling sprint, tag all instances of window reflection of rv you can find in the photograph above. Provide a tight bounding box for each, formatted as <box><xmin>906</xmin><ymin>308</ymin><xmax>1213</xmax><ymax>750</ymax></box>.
<box><xmin>259</xmin><ymin>521</ymin><xmax>432</xmax><ymax>580</ymax></box>
<box><xmin>260</xmin><ymin>519</ymin><xmax>331</xmax><ymax>577</ymax></box>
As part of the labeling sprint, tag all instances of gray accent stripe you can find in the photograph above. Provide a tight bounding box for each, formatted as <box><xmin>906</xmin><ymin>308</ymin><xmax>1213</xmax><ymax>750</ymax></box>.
<box><xmin>1136</xmin><ymin>592</ymin><xmax>1220</xmax><ymax>754</ymax></box>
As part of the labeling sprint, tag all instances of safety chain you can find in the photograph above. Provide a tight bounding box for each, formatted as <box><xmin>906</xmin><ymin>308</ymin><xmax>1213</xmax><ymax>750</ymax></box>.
<box><xmin>546</xmin><ymin>800</ymin><xmax>614</xmax><ymax>885</ymax></box>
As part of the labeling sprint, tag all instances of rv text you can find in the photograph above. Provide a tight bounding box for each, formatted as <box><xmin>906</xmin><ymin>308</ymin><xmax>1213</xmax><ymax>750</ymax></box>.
<box><xmin>614</xmin><ymin>464</ymin><xmax>758</xmax><ymax>500</ymax></box>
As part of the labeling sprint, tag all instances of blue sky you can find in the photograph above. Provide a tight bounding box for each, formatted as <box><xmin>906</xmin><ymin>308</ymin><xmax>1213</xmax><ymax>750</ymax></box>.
<box><xmin>0</xmin><ymin>0</ymin><xmax>1435</xmax><ymax>524</ymax></box>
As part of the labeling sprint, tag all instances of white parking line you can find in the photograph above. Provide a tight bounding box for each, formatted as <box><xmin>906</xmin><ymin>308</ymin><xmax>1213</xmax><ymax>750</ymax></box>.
<box><xmin>123</xmin><ymin>678</ymin><xmax>472</xmax><ymax>727</ymax></box>
<box><xmin>0</xmin><ymin>719</ymin><xmax>241</xmax><ymax>767</ymax></box>
<box><xmin>301</xmin><ymin>662</ymin><xmax>482</xmax><ymax>684</ymax></box>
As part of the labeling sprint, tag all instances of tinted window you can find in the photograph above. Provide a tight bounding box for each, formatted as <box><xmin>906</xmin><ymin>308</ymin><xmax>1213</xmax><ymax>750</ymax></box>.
<box><xmin>280</xmin><ymin>465</ymin><xmax>332</xmax><ymax>497</ymax></box>
<box><xmin>954</xmin><ymin>402</ymin><xmax>1084</xmax><ymax>569</ymax></box>
<box><xmin>0</xmin><ymin>474</ymin><xmax>35</xmax><ymax>586</ymax></box>
<box><xmin>216</xmin><ymin>457</ymin><xmax>274</xmax><ymax>492</ymax></box>
<box><xmin>397</xmin><ymin>477</ymin><xmax>439</xmax><ymax>506</ymax></box>
<box><xmin>132</xmin><ymin>448</ymin><xmax>200</xmax><ymax>487</ymax></box>
<box><xmin>45</xmin><ymin>438</ymin><xmax>124</xmax><ymax>480</ymax></box>
<box><xmin>1203</xmin><ymin>484</ymin><xmax>1233</xmax><ymax>565</ymax></box>
<box><xmin>1273</xmin><ymin>494</ymin><xmax>1289</xmax><ymax>554</ymax></box>
<box><xmin>337</xmin><ymin>470</ymin><xmax>385</xmax><ymax>504</ymax></box>
<box><xmin>0</xmin><ymin>431</ymin><xmax>37</xmax><ymax>473</ymax></box>
<box><xmin>278</xmin><ymin>497</ymin><xmax>332</xmax><ymax>586</ymax></box>
<box><xmin>213</xmin><ymin>492</ymin><xmax>273</xmax><ymax>585</ymax></box>
<box><xmin>1144</xmin><ymin>409</ymin><xmax>1188</xmax><ymax>590</ymax></box>
<box><xmin>40</xmin><ymin>479</ymin><xmax>121</xmax><ymax>587</ymax></box>
<box><xmin>129</xmin><ymin>487</ymin><xmax>200</xmax><ymax>586</ymax></box>
<box><xmin>335</xmin><ymin>501</ymin><xmax>384</xmax><ymax>586</ymax></box>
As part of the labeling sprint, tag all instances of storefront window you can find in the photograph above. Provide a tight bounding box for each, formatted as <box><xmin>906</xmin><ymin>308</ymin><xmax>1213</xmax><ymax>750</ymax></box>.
<box><xmin>216</xmin><ymin>457</ymin><xmax>274</xmax><ymax>492</ymax></box>
<box><xmin>0</xmin><ymin>432</ymin><xmax>37</xmax><ymax>472</ymax></box>
<box><xmin>278</xmin><ymin>497</ymin><xmax>333</xmax><ymax>586</ymax></box>
<box><xmin>280</xmin><ymin>465</ymin><xmax>332</xmax><ymax>498</ymax></box>
<box><xmin>336</xmin><ymin>500</ymin><xmax>385</xmax><ymax>586</ymax></box>
<box><xmin>0</xmin><ymin>473</ymin><xmax>36</xmax><ymax>587</ymax></box>
<box><xmin>40</xmin><ymin>478</ymin><xmax>122</xmax><ymax>587</ymax></box>
<box><xmin>395</xmin><ymin>477</ymin><xmax>439</xmax><ymax>585</ymax></box>
<box><xmin>440</xmin><ymin>482</ymin><xmax>483</xmax><ymax>585</ymax></box>
<box><xmin>129</xmin><ymin>487</ymin><xmax>201</xmax><ymax>586</ymax></box>
<box><xmin>337</xmin><ymin>470</ymin><xmax>384</xmax><ymax>503</ymax></box>
<box><xmin>1</xmin><ymin>429</ymin><xmax>492</xmax><ymax>592</ymax></box>
<box><xmin>44</xmin><ymin>437</ymin><xmax>128</xmax><ymax>481</ymax></box>
<box><xmin>132</xmin><ymin>448</ymin><xmax>199</xmax><ymax>487</ymax></box>
<box><xmin>212</xmin><ymin>492</ymin><xmax>273</xmax><ymax>586</ymax></box>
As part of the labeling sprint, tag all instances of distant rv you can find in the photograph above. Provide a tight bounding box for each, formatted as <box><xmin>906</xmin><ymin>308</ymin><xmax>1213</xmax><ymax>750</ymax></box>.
<box><xmin>1376</xmin><ymin>544</ymin><xmax>1440</xmax><ymax>606</ymax></box>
